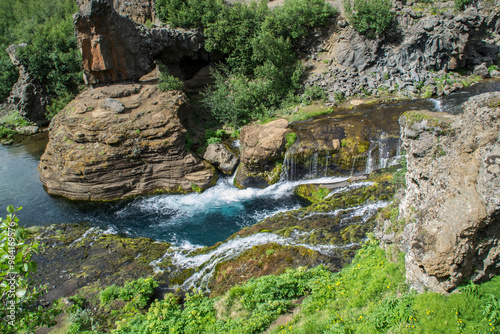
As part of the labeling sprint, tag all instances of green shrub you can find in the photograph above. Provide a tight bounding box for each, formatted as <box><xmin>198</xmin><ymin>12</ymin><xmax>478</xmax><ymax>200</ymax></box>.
<box><xmin>155</xmin><ymin>0</ymin><xmax>336</xmax><ymax>127</ymax></box>
<box><xmin>155</xmin><ymin>0</ymin><xmax>225</xmax><ymax>28</ymax></box>
<box><xmin>344</xmin><ymin>0</ymin><xmax>394</xmax><ymax>39</ymax></box>
<box><xmin>0</xmin><ymin>206</ymin><xmax>60</xmax><ymax>333</ymax></box>
<box><xmin>0</xmin><ymin>0</ymin><xmax>81</xmax><ymax>109</ymax></box>
<box><xmin>158</xmin><ymin>64</ymin><xmax>184</xmax><ymax>91</ymax></box>
<box><xmin>301</xmin><ymin>85</ymin><xmax>327</xmax><ymax>104</ymax></box>
<box><xmin>454</xmin><ymin>0</ymin><xmax>474</xmax><ymax>10</ymax></box>
<box><xmin>100</xmin><ymin>278</ymin><xmax>158</xmax><ymax>309</ymax></box>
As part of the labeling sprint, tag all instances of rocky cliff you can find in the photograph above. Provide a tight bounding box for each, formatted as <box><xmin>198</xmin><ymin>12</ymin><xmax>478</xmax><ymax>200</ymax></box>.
<box><xmin>74</xmin><ymin>0</ymin><xmax>209</xmax><ymax>85</ymax></box>
<box><xmin>306</xmin><ymin>5</ymin><xmax>500</xmax><ymax>103</ymax></box>
<box><xmin>2</xmin><ymin>44</ymin><xmax>50</xmax><ymax>125</ymax></box>
<box><xmin>38</xmin><ymin>78</ymin><xmax>216</xmax><ymax>201</ymax></box>
<box><xmin>379</xmin><ymin>92</ymin><xmax>500</xmax><ymax>293</ymax></box>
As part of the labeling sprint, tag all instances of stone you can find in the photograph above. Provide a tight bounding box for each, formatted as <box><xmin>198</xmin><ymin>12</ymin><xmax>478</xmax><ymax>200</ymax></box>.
<box><xmin>490</xmin><ymin>69</ymin><xmax>500</xmax><ymax>78</ymax></box>
<box><xmin>38</xmin><ymin>79</ymin><xmax>217</xmax><ymax>201</ymax></box>
<box><xmin>234</xmin><ymin>119</ymin><xmax>289</xmax><ymax>188</ymax></box>
<box><xmin>473</xmin><ymin>64</ymin><xmax>491</xmax><ymax>78</ymax></box>
<box><xmin>397</xmin><ymin>92</ymin><xmax>500</xmax><ymax>293</ymax></box>
<box><xmin>16</xmin><ymin>125</ymin><xmax>39</xmax><ymax>135</ymax></box>
<box><xmin>3</xmin><ymin>44</ymin><xmax>50</xmax><ymax>125</ymax></box>
<box><xmin>203</xmin><ymin>143</ymin><xmax>239</xmax><ymax>175</ymax></box>
<box><xmin>75</xmin><ymin>0</ymin><xmax>156</xmax><ymax>24</ymax></box>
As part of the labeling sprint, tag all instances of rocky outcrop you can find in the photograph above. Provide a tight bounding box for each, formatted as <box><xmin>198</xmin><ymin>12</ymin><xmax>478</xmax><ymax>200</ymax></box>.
<box><xmin>76</xmin><ymin>0</ymin><xmax>156</xmax><ymax>24</ymax></box>
<box><xmin>395</xmin><ymin>92</ymin><xmax>500</xmax><ymax>293</ymax></box>
<box><xmin>3</xmin><ymin>44</ymin><xmax>50</xmax><ymax>125</ymax></box>
<box><xmin>234</xmin><ymin>119</ymin><xmax>289</xmax><ymax>188</ymax></box>
<box><xmin>203</xmin><ymin>143</ymin><xmax>239</xmax><ymax>175</ymax></box>
<box><xmin>38</xmin><ymin>79</ymin><xmax>217</xmax><ymax>201</ymax></box>
<box><xmin>307</xmin><ymin>7</ymin><xmax>500</xmax><ymax>103</ymax></box>
<box><xmin>74</xmin><ymin>0</ymin><xmax>207</xmax><ymax>85</ymax></box>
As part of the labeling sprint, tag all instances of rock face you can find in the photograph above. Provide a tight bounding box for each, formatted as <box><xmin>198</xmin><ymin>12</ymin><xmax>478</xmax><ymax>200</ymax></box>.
<box><xmin>307</xmin><ymin>7</ymin><xmax>500</xmax><ymax>103</ymax></box>
<box><xmin>203</xmin><ymin>143</ymin><xmax>239</xmax><ymax>175</ymax></box>
<box><xmin>234</xmin><ymin>119</ymin><xmax>289</xmax><ymax>188</ymax></box>
<box><xmin>74</xmin><ymin>0</ymin><xmax>207</xmax><ymax>85</ymax></box>
<box><xmin>76</xmin><ymin>0</ymin><xmax>156</xmax><ymax>24</ymax></box>
<box><xmin>3</xmin><ymin>44</ymin><xmax>50</xmax><ymax>125</ymax></box>
<box><xmin>38</xmin><ymin>81</ymin><xmax>217</xmax><ymax>201</ymax></box>
<box><xmin>397</xmin><ymin>92</ymin><xmax>500</xmax><ymax>293</ymax></box>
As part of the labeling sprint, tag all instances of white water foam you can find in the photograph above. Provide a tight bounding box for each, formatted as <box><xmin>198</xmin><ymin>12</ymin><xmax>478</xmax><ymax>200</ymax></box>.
<box><xmin>153</xmin><ymin>200</ymin><xmax>388</xmax><ymax>291</ymax></box>
<box><xmin>121</xmin><ymin>176</ymin><xmax>349</xmax><ymax>227</ymax></box>
<box><xmin>163</xmin><ymin>232</ymin><xmax>359</xmax><ymax>291</ymax></box>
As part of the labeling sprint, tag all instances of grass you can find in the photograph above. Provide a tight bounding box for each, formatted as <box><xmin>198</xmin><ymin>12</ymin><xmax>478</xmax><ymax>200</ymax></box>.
<box><xmin>0</xmin><ymin>110</ymin><xmax>33</xmax><ymax>140</ymax></box>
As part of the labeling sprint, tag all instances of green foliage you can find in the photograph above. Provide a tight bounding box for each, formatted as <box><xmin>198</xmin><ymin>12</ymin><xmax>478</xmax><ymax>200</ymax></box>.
<box><xmin>286</xmin><ymin>132</ymin><xmax>297</xmax><ymax>148</ymax></box>
<box><xmin>155</xmin><ymin>0</ymin><xmax>225</xmax><ymax>28</ymax></box>
<box><xmin>301</xmin><ymin>86</ymin><xmax>327</xmax><ymax>104</ymax></box>
<box><xmin>343</xmin><ymin>0</ymin><xmax>394</xmax><ymax>39</ymax></box>
<box><xmin>0</xmin><ymin>0</ymin><xmax>81</xmax><ymax>113</ymax></box>
<box><xmin>454</xmin><ymin>0</ymin><xmax>474</xmax><ymax>10</ymax></box>
<box><xmin>45</xmin><ymin>91</ymin><xmax>74</xmax><ymax>121</ymax></box>
<box><xmin>153</xmin><ymin>0</ymin><xmax>336</xmax><ymax>127</ymax></box>
<box><xmin>100</xmin><ymin>277</ymin><xmax>158</xmax><ymax>309</ymax></box>
<box><xmin>0</xmin><ymin>206</ymin><xmax>60</xmax><ymax>333</ymax></box>
<box><xmin>158</xmin><ymin>64</ymin><xmax>184</xmax><ymax>92</ymax></box>
<box><xmin>391</xmin><ymin>155</ymin><xmax>407</xmax><ymax>188</ymax></box>
<box><xmin>0</xmin><ymin>110</ymin><xmax>33</xmax><ymax>140</ymax></box>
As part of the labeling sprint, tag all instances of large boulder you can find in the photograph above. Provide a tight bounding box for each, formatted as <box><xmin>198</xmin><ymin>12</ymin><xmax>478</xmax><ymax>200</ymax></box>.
<box><xmin>234</xmin><ymin>119</ymin><xmax>289</xmax><ymax>188</ymax></box>
<box><xmin>203</xmin><ymin>143</ymin><xmax>239</xmax><ymax>175</ymax></box>
<box><xmin>38</xmin><ymin>80</ymin><xmax>217</xmax><ymax>201</ymax></box>
<box><xmin>397</xmin><ymin>92</ymin><xmax>500</xmax><ymax>293</ymax></box>
<box><xmin>3</xmin><ymin>44</ymin><xmax>50</xmax><ymax>125</ymax></box>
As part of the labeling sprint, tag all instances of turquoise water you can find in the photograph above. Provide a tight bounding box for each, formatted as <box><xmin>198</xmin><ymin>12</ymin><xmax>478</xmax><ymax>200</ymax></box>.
<box><xmin>1</xmin><ymin>79</ymin><xmax>499</xmax><ymax>247</ymax></box>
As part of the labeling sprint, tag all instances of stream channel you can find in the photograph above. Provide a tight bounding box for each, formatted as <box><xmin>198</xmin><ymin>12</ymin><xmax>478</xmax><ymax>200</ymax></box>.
<box><xmin>1</xmin><ymin>79</ymin><xmax>499</xmax><ymax>249</ymax></box>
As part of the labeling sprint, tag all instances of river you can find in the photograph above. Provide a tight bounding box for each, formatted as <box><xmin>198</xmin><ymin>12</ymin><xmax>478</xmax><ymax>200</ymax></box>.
<box><xmin>1</xmin><ymin>79</ymin><xmax>499</xmax><ymax>247</ymax></box>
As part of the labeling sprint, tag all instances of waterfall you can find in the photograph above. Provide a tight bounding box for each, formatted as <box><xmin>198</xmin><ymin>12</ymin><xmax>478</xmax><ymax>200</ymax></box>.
<box><xmin>151</xmin><ymin>198</ymin><xmax>388</xmax><ymax>292</ymax></box>
<box><xmin>430</xmin><ymin>98</ymin><xmax>442</xmax><ymax>112</ymax></box>
<box><xmin>365</xmin><ymin>143</ymin><xmax>376</xmax><ymax>174</ymax></box>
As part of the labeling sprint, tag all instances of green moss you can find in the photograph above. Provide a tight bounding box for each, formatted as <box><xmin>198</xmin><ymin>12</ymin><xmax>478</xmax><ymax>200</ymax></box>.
<box><xmin>286</xmin><ymin>132</ymin><xmax>297</xmax><ymax>149</ymax></box>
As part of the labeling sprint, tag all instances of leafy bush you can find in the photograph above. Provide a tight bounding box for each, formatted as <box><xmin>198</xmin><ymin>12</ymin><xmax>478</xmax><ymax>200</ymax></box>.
<box><xmin>156</xmin><ymin>0</ymin><xmax>336</xmax><ymax>127</ymax></box>
<box><xmin>0</xmin><ymin>0</ymin><xmax>81</xmax><ymax>107</ymax></box>
<box><xmin>155</xmin><ymin>0</ymin><xmax>225</xmax><ymax>28</ymax></box>
<box><xmin>0</xmin><ymin>206</ymin><xmax>60</xmax><ymax>333</ymax></box>
<box><xmin>454</xmin><ymin>0</ymin><xmax>474</xmax><ymax>10</ymax></box>
<box><xmin>158</xmin><ymin>64</ymin><xmax>184</xmax><ymax>92</ymax></box>
<box><xmin>344</xmin><ymin>0</ymin><xmax>394</xmax><ymax>39</ymax></box>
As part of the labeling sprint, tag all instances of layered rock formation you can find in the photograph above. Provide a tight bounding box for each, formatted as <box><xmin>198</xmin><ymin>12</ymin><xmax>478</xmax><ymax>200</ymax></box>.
<box><xmin>74</xmin><ymin>0</ymin><xmax>207</xmax><ymax>85</ymax></box>
<box><xmin>38</xmin><ymin>80</ymin><xmax>216</xmax><ymax>201</ymax></box>
<box><xmin>234</xmin><ymin>119</ymin><xmax>289</xmax><ymax>188</ymax></box>
<box><xmin>394</xmin><ymin>92</ymin><xmax>500</xmax><ymax>293</ymax></box>
<box><xmin>3</xmin><ymin>44</ymin><xmax>50</xmax><ymax>125</ymax></box>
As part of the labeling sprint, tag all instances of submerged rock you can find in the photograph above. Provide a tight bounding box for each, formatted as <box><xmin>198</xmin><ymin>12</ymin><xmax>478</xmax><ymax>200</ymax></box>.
<box><xmin>397</xmin><ymin>92</ymin><xmax>500</xmax><ymax>293</ymax></box>
<box><xmin>29</xmin><ymin>224</ymin><xmax>172</xmax><ymax>303</ymax></box>
<box><xmin>234</xmin><ymin>119</ymin><xmax>290</xmax><ymax>188</ymax></box>
<box><xmin>38</xmin><ymin>80</ymin><xmax>216</xmax><ymax>201</ymax></box>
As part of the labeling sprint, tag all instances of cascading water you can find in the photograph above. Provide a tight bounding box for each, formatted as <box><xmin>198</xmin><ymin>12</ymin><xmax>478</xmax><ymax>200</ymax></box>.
<box><xmin>155</xmin><ymin>197</ymin><xmax>388</xmax><ymax>292</ymax></box>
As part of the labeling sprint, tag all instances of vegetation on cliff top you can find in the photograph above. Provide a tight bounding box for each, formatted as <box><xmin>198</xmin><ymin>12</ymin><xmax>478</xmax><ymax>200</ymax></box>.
<box><xmin>0</xmin><ymin>0</ymin><xmax>82</xmax><ymax>115</ymax></box>
<box><xmin>157</xmin><ymin>0</ymin><xmax>337</xmax><ymax>127</ymax></box>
